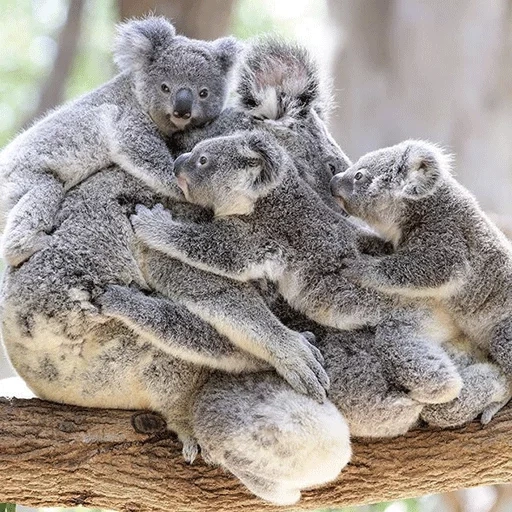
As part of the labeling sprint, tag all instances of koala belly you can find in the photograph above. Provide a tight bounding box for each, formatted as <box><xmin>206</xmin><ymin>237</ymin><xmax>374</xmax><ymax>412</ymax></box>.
<box><xmin>2</xmin><ymin>299</ymin><xmax>208</xmax><ymax>418</ymax></box>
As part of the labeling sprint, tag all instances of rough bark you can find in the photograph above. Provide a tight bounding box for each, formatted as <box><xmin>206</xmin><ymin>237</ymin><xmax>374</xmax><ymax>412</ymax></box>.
<box><xmin>0</xmin><ymin>398</ymin><xmax>511</xmax><ymax>512</ymax></box>
<box><xmin>118</xmin><ymin>0</ymin><xmax>237</xmax><ymax>40</ymax></box>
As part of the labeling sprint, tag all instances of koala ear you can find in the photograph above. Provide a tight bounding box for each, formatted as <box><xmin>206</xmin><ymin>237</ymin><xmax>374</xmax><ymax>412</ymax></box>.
<box><xmin>236</xmin><ymin>37</ymin><xmax>329</xmax><ymax>121</ymax></box>
<box><xmin>113</xmin><ymin>16</ymin><xmax>176</xmax><ymax>72</ymax></box>
<box><xmin>245</xmin><ymin>132</ymin><xmax>283</xmax><ymax>188</ymax></box>
<box><xmin>401</xmin><ymin>141</ymin><xmax>448</xmax><ymax>199</ymax></box>
<box><xmin>211</xmin><ymin>37</ymin><xmax>244</xmax><ymax>73</ymax></box>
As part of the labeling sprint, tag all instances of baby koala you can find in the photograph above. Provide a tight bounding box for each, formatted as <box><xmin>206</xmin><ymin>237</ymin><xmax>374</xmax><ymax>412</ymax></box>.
<box><xmin>131</xmin><ymin>131</ymin><xmax>463</xmax><ymax>406</ymax></box>
<box><xmin>330</xmin><ymin>140</ymin><xmax>512</xmax><ymax>401</ymax></box>
<box><xmin>0</xmin><ymin>16</ymin><xmax>239</xmax><ymax>266</ymax></box>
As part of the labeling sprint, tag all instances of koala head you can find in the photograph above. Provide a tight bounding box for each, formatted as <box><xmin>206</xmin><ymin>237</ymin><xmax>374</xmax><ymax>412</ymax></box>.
<box><xmin>330</xmin><ymin>140</ymin><xmax>450</xmax><ymax>226</ymax></box>
<box><xmin>173</xmin><ymin>131</ymin><xmax>285</xmax><ymax>217</ymax></box>
<box><xmin>114</xmin><ymin>16</ymin><xmax>242</xmax><ymax>136</ymax></box>
<box><xmin>235</xmin><ymin>37</ymin><xmax>351</xmax><ymax>204</ymax></box>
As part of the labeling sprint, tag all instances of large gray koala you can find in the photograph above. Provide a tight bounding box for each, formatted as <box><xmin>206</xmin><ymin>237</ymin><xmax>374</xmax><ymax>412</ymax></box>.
<box><xmin>0</xmin><ymin>16</ymin><xmax>239</xmax><ymax>266</ymax></box>
<box><xmin>330</xmin><ymin>140</ymin><xmax>512</xmax><ymax>422</ymax></box>
<box><xmin>1</xmin><ymin>37</ymin><xmax>352</xmax><ymax>505</ymax></box>
<box><xmin>130</xmin><ymin>130</ymin><xmax>464</xmax><ymax>407</ymax></box>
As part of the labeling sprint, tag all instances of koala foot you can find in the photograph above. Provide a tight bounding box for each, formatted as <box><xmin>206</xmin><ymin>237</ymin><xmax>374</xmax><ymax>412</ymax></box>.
<box><xmin>407</xmin><ymin>372</ymin><xmax>462</xmax><ymax>405</ymax></box>
<box><xmin>200</xmin><ymin>447</ymin><xmax>217</xmax><ymax>466</ymax></box>
<box><xmin>2</xmin><ymin>230</ymin><xmax>51</xmax><ymax>267</ymax></box>
<box><xmin>272</xmin><ymin>331</ymin><xmax>329</xmax><ymax>403</ymax></box>
<box><xmin>181</xmin><ymin>435</ymin><xmax>199</xmax><ymax>464</ymax></box>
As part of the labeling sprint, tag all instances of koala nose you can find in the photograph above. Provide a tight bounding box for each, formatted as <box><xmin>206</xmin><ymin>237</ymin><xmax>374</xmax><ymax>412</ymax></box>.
<box><xmin>330</xmin><ymin>173</ymin><xmax>349</xmax><ymax>198</ymax></box>
<box><xmin>173</xmin><ymin>152</ymin><xmax>191</xmax><ymax>176</ymax></box>
<box><xmin>173</xmin><ymin>88</ymin><xmax>193</xmax><ymax>119</ymax></box>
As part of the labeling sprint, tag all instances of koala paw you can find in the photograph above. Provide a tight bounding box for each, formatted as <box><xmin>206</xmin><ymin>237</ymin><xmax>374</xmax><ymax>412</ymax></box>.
<box><xmin>181</xmin><ymin>435</ymin><xmax>200</xmax><ymax>464</ymax></box>
<box><xmin>130</xmin><ymin>203</ymin><xmax>176</xmax><ymax>247</ymax></box>
<box><xmin>407</xmin><ymin>367</ymin><xmax>463</xmax><ymax>405</ymax></box>
<box><xmin>273</xmin><ymin>331</ymin><xmax>329</xmax><ymax>403</ymax></box>
<box><xmin>2</xmin><ymin>230</ymin><xmax>50</xmax><ymax>267</ymax></box>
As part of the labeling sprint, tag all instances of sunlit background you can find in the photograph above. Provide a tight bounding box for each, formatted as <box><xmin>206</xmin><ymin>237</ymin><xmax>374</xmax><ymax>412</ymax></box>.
<box><xmin>1</xmin><ymin>1</ymin><xmax>511</xmax><ymax>511</ymax></box>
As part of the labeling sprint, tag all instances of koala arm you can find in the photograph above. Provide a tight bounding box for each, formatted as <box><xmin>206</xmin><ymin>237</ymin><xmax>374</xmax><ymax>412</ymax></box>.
<box><xmin>106</xmin><ymin>106</ymin><xmax>183</xmax><ymax>200</ymax></box>
<box><xmin>131</xmin><ymin>204</ymin><xmax>283</xmax><ymax>282</ymax></box>
<box><xmin>345</xmin><ymin>229</ymin><xmax>469</xmax><ymax>296</ymax></box>
<box><xmin>356</xmin><ymin>231</ymin><xmax>394</xmax><ymax>256</ymax></box>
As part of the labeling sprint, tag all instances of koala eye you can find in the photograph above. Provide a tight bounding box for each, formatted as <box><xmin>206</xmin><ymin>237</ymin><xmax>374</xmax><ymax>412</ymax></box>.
<box><xmin>199</xmin><ymin>88</ymin><xmax>209</xmax><ymax>99</ymax></box>
<box><xmin>161</xmin><ymin>83</ymin><xmax>170</xmax><ymax>93</ymax></box>
<box><xmin>328</xmin><ymin>163</ymin><xmax>337</xmax><ymax>175</ymax></box>
<box><xmin>354</xmin><ymin>171</ymin><xmax>364</xmax><ymax>181</ymax></box>
<box><xmin>198</xmin><ymin>155</ymin><xmax>208</xmax><ymax>166</ymax></box>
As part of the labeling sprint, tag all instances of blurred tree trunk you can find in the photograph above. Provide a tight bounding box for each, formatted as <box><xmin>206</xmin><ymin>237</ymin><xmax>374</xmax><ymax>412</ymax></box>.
<box><xmin>118</xmin><ymin>0</ymin><xmax>237</xmax><ymax>39</ymax></box>
<box><xmin>23</xmin><ymin>0</ymin><xmax>86</xmax><ymax>127</ymax></box>
<box><xmin>328</xmin><ymin>0</ymin><xmax>512</xmax><ymax>216</ymax></box>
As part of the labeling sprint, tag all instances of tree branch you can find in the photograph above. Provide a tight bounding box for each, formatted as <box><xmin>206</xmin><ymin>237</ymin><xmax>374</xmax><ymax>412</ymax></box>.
<box><xmin>0</xmin><ymin>398</ymin><xmax>511</xmax><ymax>511</ymax></box>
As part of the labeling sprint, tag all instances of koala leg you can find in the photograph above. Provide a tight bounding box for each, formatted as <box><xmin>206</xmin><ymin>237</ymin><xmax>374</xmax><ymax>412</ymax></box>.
<box><xmin>489</xmin><ymin>317</ymin><xmax>512</xmax><ymax>376</ymax></box>
<box><xmin>142</xmin><ymin>251</ymin><xmax>329</xmax><ymax>402</ymax></box>
<box><xmin>376</xmin><ymin>312</ymin><xmax>462</xmax><ymax>404</ymax></box>
<box><xmin>97</xmin><ymin>284</ymin><xmax>266</xmax><ymax>373</ymax></box>
<box><xmin>192</xmin><ymin>371</ymin><xmax>351</xmax><ymax>505</ymax></box>
<box><xmin>321</xmin><ymin>330</ymin><xmax>423</xmax><ymax>437</ymax></box>
<box><xmin>2</xmin><ymin>172</ymin><xmax>63</xmax><ymax>266</ymax></box>
<box><xmin>421</xmin><ymin>362</ymin><xmax>512</xmax><ymax>427</ymax></box>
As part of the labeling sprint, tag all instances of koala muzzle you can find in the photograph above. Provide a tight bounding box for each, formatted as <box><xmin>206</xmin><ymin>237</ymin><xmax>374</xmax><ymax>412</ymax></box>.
<box><xmin>330</xmin><ymin>173</ymin><xmax>352</xmax><ymax>199</ymax></box>
<box><xmin>173</xmin><ymin>152</ymin><xmax>191</xmax><ymax>176</ymax></box>
<box><xmin>173</xmin><ymin>88</ymin><xmax>193</xmax><ymax>119</ymax></box>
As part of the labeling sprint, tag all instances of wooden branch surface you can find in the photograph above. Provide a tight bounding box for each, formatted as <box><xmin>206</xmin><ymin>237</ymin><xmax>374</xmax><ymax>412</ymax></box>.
<box><xmin>0</xmin><ymin>398</ymin><xmax>511</xmax><ymax>512</ymax></box>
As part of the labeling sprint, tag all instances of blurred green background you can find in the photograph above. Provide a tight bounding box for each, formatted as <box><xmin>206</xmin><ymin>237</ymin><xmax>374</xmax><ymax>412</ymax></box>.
<box><xmin>1</xmin><ymin>0</ymin><xmax>512</xmax><ymax>511</ymax></box>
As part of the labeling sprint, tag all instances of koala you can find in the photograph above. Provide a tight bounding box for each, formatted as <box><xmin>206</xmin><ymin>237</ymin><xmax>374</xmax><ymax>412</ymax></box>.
<box><xmin>1</xmin><ymin>37</ymin><xmax>353</xmax><ymax>505</ymax></box>
<box><xmin>129</xmin><ymin>130</ymin><xmax>463</xmax><ymax>407</ymax></box>
<box><xmin>330</xmin><ymin>139</ymin><xmax>512</xmax><ymax>421</ymax></box>
<box><xmin>0</xmin><ymin>16</ymin><xmax>240</xmax><ymax>266</ymax></box>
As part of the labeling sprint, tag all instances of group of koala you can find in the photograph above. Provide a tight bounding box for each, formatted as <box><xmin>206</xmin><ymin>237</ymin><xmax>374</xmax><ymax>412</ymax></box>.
<box><xmin>1</xmin><ymin>15</ymin><xmax>512</xmax><ymax>506</ymax></box>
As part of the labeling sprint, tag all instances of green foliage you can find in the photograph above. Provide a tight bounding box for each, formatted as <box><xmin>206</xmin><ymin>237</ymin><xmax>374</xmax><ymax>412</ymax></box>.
<box><xmin>0</xmin><ymin>504</ymin><xmax>16</xmax><ymax>512</ymax></box>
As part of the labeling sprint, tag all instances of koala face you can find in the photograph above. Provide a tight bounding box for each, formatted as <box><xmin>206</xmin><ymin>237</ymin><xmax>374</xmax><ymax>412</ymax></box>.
<box><xmin>114</xmin><ymin>17</ymin><xmax>241</xmax><ymax>136</ymax></box>
<box><xmin>173</xmin><ymin>132</ymin><xmax>283</xmax><ymax>216</ymax></box>
<box><xmin>330</xmin><ymin>140</ymin><xmax>447</xmax><ymax>225</ymax></box>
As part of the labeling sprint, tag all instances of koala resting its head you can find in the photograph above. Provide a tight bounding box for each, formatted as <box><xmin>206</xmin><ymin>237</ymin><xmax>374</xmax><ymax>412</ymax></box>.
<box><xmin>330</xmin><ymin>140</ymin><xmax>451</xmax><ymax>227</ymax></box>
<box><xmin>114</xmin><ymin>16</ymin><xmax>242</xmax><ymax>136</ymax></box>
<box><xmin>173</xmin><ymin>131</ymin><xmax>285</xmax><ymax>217</ymax></box>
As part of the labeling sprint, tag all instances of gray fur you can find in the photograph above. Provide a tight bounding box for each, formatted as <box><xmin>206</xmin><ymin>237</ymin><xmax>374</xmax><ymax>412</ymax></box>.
<box><xmin>331</xmin><ymin>139</ymin><xmax>512</xmax><ymax>422</ymax></box>
<box><xmin>0</xmin><ymin>16</ymin><xmax>241</xmax><ymax>266</ymax></box>
<box><xmin>1</xmin><ymin>37</ymin><xmax>353</xmax><ymax>504</ymax></box>
<box><xmin>131</xmin><ymin>130</ymin><xmax>462</xmax><ymax>406</ymax></box>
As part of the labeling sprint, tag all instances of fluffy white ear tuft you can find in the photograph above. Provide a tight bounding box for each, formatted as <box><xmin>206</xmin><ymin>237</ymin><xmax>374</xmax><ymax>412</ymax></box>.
<box><xmin>113</xmin><ymin>16</ymin><xmax>176</xmax><ymax>72</ymax></box>
<box><xmin>400</xmin><ymin>140</ymin><xmax>451</xmax><ymax>199</ymax></box>
<box><xmin>236</xmin><ymin>37</ymin><xmax>330</xmax><ymax>122</ymax></box>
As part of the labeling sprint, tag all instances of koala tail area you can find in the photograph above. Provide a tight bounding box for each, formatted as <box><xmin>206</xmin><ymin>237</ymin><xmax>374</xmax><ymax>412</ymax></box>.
<box><xmin>191</xmin><ymin>371</ymin><xmax>351</xmax><ymax>505</ymax></box>
<box><xmin>235</xmin><ymin>36</ymin><xmax>331</xmax><ymax>122</ymax></box>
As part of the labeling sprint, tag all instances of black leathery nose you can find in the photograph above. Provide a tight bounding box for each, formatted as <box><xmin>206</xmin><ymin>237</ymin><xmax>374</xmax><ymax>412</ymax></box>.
<box><xmin>173</xmin><ymin>88</ymin><xmax>193</xmax><ymax>118</ymax></box>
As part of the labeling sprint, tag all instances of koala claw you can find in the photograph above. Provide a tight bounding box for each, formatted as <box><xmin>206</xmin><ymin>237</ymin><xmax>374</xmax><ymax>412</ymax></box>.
<box><xmin>2</xmin><ymin>231</ymin><xmax>51</xmax><ymax>267</ymax></box>
<box><xmin>300</xmin><ymin>331</ymin><xmax>325</xmax><ymax>365</ymax></box>
<box><xmin>181</xmin><ymin>436</ymin><xmax>199</xmax><ymax>464</ymax></box>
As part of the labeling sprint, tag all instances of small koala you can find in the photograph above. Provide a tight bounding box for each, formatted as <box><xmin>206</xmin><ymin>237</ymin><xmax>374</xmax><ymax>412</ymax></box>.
<box><xmin>330</xmin><ymin>139</ymin><xmax>512</xmax><ymax>419</ymax></box>
<box><xmin>130</xmin><ymin>130</ymin><xmax>463</xmax><ymax>406</ymax></box>
<box><xmin>0</xmin><ymin>15</ymin><xmax>240</xmax><ymax>266</ymax></box>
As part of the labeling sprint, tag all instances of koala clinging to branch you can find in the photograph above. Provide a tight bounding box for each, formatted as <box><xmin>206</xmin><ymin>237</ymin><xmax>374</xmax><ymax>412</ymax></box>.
<box><xmin>330</xmin><ymin>140</ymin><xmax>512</xmax><ymax>411</ymax></box>
<box><xmin>131</xmin><ymin>131</ymin><xmax>462</xmax><ymax>405</ymax></box>
<box><xmin>0</xmin><ymin>15</ymin><xmax>240</xmax><ymax>266</ymax></box>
